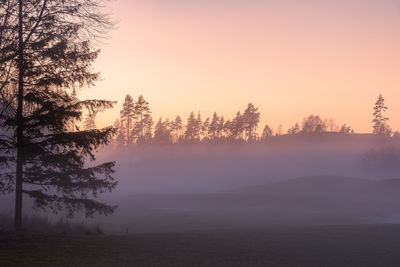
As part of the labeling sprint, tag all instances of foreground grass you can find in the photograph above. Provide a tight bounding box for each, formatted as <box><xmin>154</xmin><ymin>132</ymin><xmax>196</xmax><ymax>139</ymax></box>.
<box><xmin>2</xmin><ymin>224</ymin><xmax>400</xmax><ymax>267</ymax></box>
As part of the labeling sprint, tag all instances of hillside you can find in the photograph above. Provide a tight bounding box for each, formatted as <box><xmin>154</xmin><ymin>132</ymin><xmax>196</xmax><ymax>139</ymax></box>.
<box><xmin>233</xmin><ymin>176</ymin><xmax>400</xmax><ymax>196</ymax></box>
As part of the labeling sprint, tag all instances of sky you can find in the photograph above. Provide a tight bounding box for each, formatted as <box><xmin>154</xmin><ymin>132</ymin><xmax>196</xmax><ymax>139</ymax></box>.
<box><xmin>78</xmin><ymin>0</ymin><xmax>400</xmax><ymax>133</ymax></box>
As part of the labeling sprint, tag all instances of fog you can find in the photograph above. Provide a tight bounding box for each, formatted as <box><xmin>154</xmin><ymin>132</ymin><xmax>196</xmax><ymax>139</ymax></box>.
<box><xmin>104</xmin><ymin>134</ymin><xmax>398</xmax><ymax>194</ymax></box>
<box><xmin>3</xmin><ymin>134</ymin><xmax>400</xmax><ymax>234</ymax></box>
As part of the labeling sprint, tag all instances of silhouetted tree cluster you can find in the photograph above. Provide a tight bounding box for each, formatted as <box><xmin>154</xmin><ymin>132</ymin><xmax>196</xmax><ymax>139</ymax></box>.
<box><xmin>339</xmin><ymin>124</ymin><xmax>354</xmax><ymax>134</ymax></box>
<box><xmin>114</xmin><ymin>99</ymin><xmax>262</xmax><ymax>145</ymax></box>
<box><xmin>283</xmin><ymin>115</ymin><xmax>353</xmax><ymax>136</ymax></box>
<box><xmin>182</xmin><ymin>103</ymin><xmax>261</xmax><ymax>142</ymax></box>
<box><xmin>117</xmin><ymin>94</ymin><xmax>153</xmax><ymax>145</ymax></box>
<box><xmin>112</xmin><ymin>93</ymin><xmax>400</xmax><ymax>147</ymax></box>
<box><xmin>261</xmin><ymin>124</ymin><xmax>273</xmax><ymax>140</ymax></box>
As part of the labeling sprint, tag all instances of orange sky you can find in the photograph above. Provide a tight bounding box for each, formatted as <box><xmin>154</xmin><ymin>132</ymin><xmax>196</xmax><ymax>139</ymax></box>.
<box><xmin>78</xmin><ymin>0</ymin><xmax>400</xmax><ymax>133</ymax></box>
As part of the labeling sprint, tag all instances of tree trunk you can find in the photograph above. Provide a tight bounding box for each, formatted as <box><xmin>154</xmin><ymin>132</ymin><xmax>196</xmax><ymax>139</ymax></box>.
<box><xmin>14</xmin><ymin>0</ymin><xmax>24</xmax><ymax>230</ymax></box>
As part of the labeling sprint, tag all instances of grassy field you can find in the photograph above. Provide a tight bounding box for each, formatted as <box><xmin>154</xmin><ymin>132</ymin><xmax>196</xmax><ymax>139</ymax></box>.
<box><xmin>2</xmin><ymin>224</ymin><xmax>400</xmax><ymax>267</ymax></box>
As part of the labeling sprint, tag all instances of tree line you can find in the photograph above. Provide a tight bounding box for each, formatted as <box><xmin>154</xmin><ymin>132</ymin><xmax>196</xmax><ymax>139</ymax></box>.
<box><xmin>104</xmin><ymin>93</ymin><xmax>396</xmax><ymax>146</ymax></box>
<box><xmin>97</xmin><ymin>93</ymin><xmax>393</xmax><ymax>147</ymax></box>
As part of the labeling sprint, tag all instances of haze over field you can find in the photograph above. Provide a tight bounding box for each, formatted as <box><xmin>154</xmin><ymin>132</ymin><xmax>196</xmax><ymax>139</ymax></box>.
<box><xmin>92</xmin><ymin>135</ymin><xmax>400</xmax><ymax>233</ymax></box>
<box><xmin>3</xmin><ymin>134</ymin><xmax>399</xmax><ymax>234</ymax></box>
<box><xmin>2</xmin><ymin>0</ymin><xmax>400</xmax><ymax>266</ymax></box>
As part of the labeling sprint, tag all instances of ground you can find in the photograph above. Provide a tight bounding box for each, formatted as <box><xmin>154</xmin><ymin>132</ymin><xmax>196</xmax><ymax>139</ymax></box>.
<box><xmin>2</xmin><ymin>224</ymin><xmax>400</xmax><ymax>267</ymax></box>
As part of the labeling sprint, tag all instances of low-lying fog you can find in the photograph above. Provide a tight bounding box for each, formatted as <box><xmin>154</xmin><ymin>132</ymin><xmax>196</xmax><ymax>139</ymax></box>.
<box><xmin>2</xmin><ymin>134</ymin><xmax>400</xmax><ymax>234</ymax></box>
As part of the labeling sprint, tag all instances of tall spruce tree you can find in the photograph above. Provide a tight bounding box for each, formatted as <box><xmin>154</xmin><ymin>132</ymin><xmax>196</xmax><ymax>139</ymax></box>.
<box><xmin>0</xmin><ymin>0</ymin><xmax>117</xmax><ymax>229</ymax></box>
<box><xmin>243</xmin><ymin>103</ymin><xmax>260</xmax><ymax>141</ymax></box>
<box><xmin>201</xmin><ymin>117</ymin><xmax>210</xmax><ymax>139</ymax></box>
<box><xmin>184</xmin><ymin>112</ymin><xmax>197</xmax><ymax>142</ymax></box>
<box><xmin>120</xmin><ymin>94</ymin><xmax>136</xmax><ymax>145</ymax></box>
<box><xmin>171</xmin><ymin>115</ymin><xmax>183</xmax><ymax>143</ymax></box>
<box><xmin>372</xmin><ymin>94</ymin><xmax>391</xmax><ymax>136</ymax></box>
<box><xmin>229</xmin><ymin>111</ymin><xmax>244</xmax><ymax>140</ymax></box>
<box><xmin>133</xmin><ymin>95</ymin><xmax>152</xmax><ymax>144</ymax></box>
<box><xmin>208</xmin><ymin>112</ymin><xmax>219</xmax><ymax>139</ymax></box>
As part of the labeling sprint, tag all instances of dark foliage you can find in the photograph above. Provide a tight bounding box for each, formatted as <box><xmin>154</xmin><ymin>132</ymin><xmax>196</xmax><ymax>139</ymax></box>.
<box><xmin>0</xmin><ymin>0</ymin><xmax>117</xmax><ymax>225</ymax></box>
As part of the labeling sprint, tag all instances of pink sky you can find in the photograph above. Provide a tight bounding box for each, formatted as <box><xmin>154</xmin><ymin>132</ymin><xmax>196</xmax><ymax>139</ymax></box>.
<box><xmin>78</xmin><ymin>0</ymin><xmax>400</xmax><ymax>133</ymax></box>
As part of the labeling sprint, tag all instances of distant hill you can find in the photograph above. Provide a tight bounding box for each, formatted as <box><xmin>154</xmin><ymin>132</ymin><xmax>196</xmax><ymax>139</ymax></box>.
<box><xmin>233</xmin><ymin>176</ymin><xmax>400</xmax><ymax>196</ymax></box>
<box><xmin>262</xmin><ymin>132</ymin><xmax>382</xmax><ymax>144</ymax></box>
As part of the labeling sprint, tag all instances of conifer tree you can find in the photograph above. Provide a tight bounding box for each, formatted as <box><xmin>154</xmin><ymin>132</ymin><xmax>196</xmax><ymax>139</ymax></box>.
<box><xmin>223</xmin><ymin>119</ymin><xmax>231</xmax><ymax>138</ymax></box>
<box><xmin>243</xmin><ymin>103</ymin><xmax>260</xmax><ymax>141</ymax></box>
<box><xmin>153</xmin><ymin>118</ymin><xmax>173</xmax><ymax>144</ymax></box>
<box><xmin>132</xmin><ymin>95</ymin><xmax>152</xmax><ymax>143</ymax></box>
<box><xmin>208</xmin><ymin>112</ymin><xmax>219</xmax><ymax>139</ymax></box>
<box><xmin>261</xmin><ymin>124</ymin><xmax>273</xmax><ymax>140</ymax></box>
<box><xmin>171</xmin><ymin>115</ymin><xmax>183</xmax><ymax>142</ymax></box>
<box><xmin>0</xmin><ymin>0</ymin><xmax>117</xmax><ymax>229</ymax></box>
<box><xmin>202</xmin><ymin>117</ymin><xmax>210</xmax><ymax>139</ymax></box>
<box><xmin>185</xmin><ymin>112</ymin><xmax>197</xmax><ymax>142</ymax></box>
<box><xmin>218</xmin><ymin>116</ymin><xmax>225</xmax><ymax>138</ymax></box>
<box><xmin>372</xmin><ymin>94</ymin><xmax>391</xmax><ymax>136</ymax></box>
<box><xmin>229</xmin><ymin>111</ymin><xmax>244</xmax><ymax>139</ymax></box>
<box><xmin>120</xmin><ymin>94</ymin><xmax>136</xmax><ymax>144</ymax></box>
<box><xmin>194</xmin><ymin>112</ymin><xmax>202</xmax><ymax>141</ymax></box>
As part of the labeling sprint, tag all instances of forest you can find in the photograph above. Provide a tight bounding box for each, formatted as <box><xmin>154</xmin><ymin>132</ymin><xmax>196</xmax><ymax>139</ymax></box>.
<box><xmin>82</xmin><ymin>93</ymin><xmax>394</xmax><ymax>146</ymax></box>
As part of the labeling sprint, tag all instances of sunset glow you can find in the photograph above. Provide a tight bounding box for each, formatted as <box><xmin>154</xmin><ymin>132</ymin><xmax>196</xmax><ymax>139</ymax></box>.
<box><xmin>5</xmin><ymin>1</ymin><xmax>400</xmax><ymax>264</ymax></box>
<box><xmin>77</xmin><ymin>0</ymin><xmax>400</xmax><ymax>133</ymax></box>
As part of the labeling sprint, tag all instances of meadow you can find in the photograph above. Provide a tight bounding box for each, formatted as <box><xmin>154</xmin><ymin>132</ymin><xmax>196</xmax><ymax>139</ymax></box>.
<box><xmin>2</xmin><ymin>225</ymin><xmax>400</xmax><ymax>267</ymax></box>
